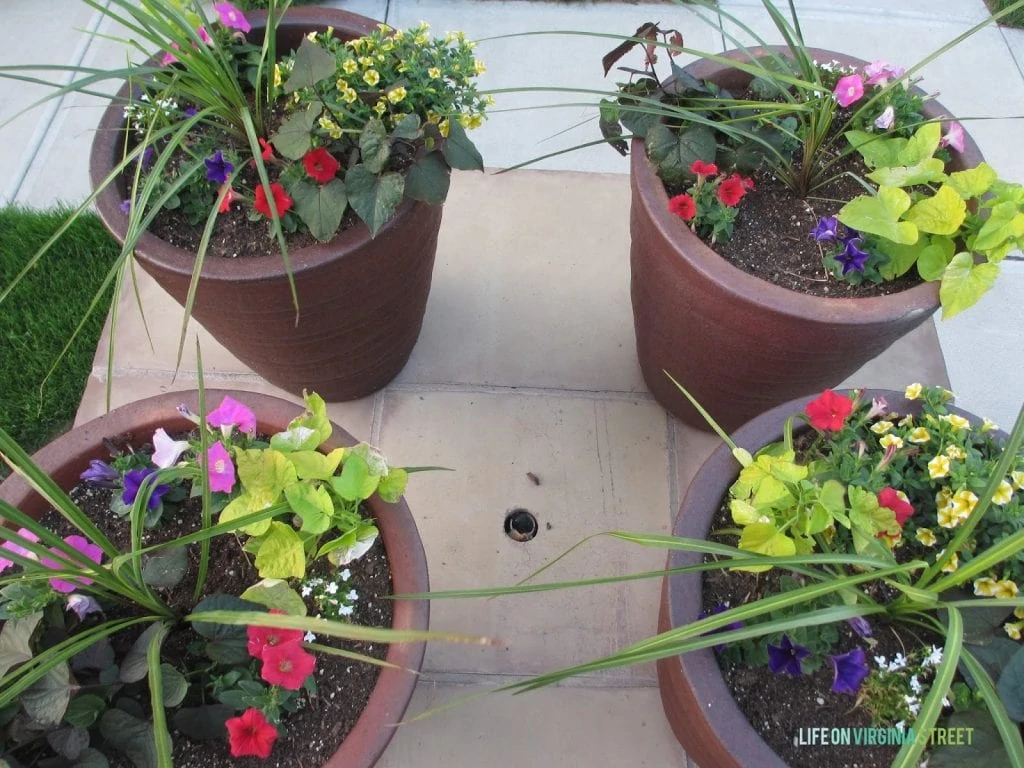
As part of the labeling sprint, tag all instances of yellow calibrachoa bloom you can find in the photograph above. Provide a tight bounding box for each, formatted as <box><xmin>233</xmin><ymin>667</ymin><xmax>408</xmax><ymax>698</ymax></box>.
<box><xmin>428</xmin><ymin>67</ymin><xmax>441</xmax><ymax>79</ymax></box>
<box><xmin>940</xmin><ymin>413</ymin><xmax>971</xmax><ymax>431</ymax></box>
<box><xmin>908</xmin><ymin>427</ymin><xmax>931</xmax><ymax>443</ymax></box>
<box><xmin>879</xmin><ymin>434</ymin><xmax>903</xmax><ymax>450</ymax></box>
<box><xmin>306</xmin><ymin>31</ymin><xmax>317</xmax><ymax>42</ymax></box>
<box><xmin>973</xmin><ymin>577</ymin><xmax>999</xmax><ymax>596</ymax></box>
<box><xmin>415</xmin><ymin>33</ymin><xmax>428</xmax><ymax>45</ymax></box>
<box><xmin>342</xmin><ymin>59</ymin><xmax>358</xmax><ymax>75</ymax></box>
<box><xmin>938</xmin><ymin>505</ymin><xmax>960</xmax><ymax>528</ymax></box>
<box><xmin>347</xmin><ymin>38</ymin><xmax>363</xmax><ymax>52</ymax></box>
<box><xmin>993</xmin><ymin>580</ymin><xmax>1019</xmax><ymax>599</ymax></box>
<box><xmin>363</xmin><ymin>69</ymin><xmax>380</xmax><ymax>86</ymax></box>
<box><xmin>473</xmin><ymin>58</ymin><xmax>487</xmax><ymax>75</ymax></box>
<box><xmin>928</xmin><ymin>455</ymin><xmax>951</xmax><ymax>479</ymax></box>
<box><xmin>950</xmin><ymin>488</ymin><xmax>978</xmax><ymax>521</ymax></box>
<box><xmin>1016</xmin><ymin>606</ymin><xmax>1024</xmax><ymax>619</ymax></box>
<box><xmin>981</xmin><ymin>418</ymin><xmax>999</xmax><ymax>432</ymax></box>
<box><xmin>1006</xmin><ymin>621</ymin><xmax>1024</xmax><ymax>641</ymax></box>
<box><xmin>905</xmin><ymin>383</ymin><xmax>923</xmax><ymax>400</ymax></box>
<box><xmin>993</xmin><ymin>480</ymin><xmax>1014</xmax><ymax>505</ymax></box>
<box><xmin>373</xmin><ymin>100</ymin><xmax>387</xmax><ymax>116</ymax></box>
<box><xmin>341</xmin><ymin>86</ymin><xmax>358</xmax><ymax>104</ymax></box>
<box><xmin>438</xmin><ymin>118</ymin><xmax>450</xmax><ymax>137</ymax></box>
<box><xmin>940</xmin><ymin>550</ymin><xmax>959</xmax><ymax>573</ymax></box>
<box><xmin>273</xmin><ymin>64</ymin><xmax>283</xmax><ymax>88</ymax></box>
<box><xmin>915</xmin><ymin>528</ymin><xmax>937</xmax><ymax>547</ymax></box>
<box><xmin>944</xmin><ymin>444</ymin><xmax>965</xmax><ymax>460</ymax></box>
<box><xmin>318</xmin><ymin>115</ymin><xmax>337</xmax><ymax>132</ymax></box>
<box><xmin>1011</xmin><ymin>470</ymin><xmax>1024</xmax><ymax>490</ymax></box>
<box><xmin>326</xmin><ymin>26</ymin><xmax>334</xmax><ymax>37</ymax></box>
<box><xmin>870</xmin><ymin>420</ymin><xmax>894</xmax><ymax>435</ymax></box>
<box><xmin>387</xmin><ymin>86</ymin><xmax>407</xmax><ymax>104</ymax></box>
<box><xmin>359</xmin><ymin>56</ymin><xmax>375</xmax><ymax>69</ymax></box>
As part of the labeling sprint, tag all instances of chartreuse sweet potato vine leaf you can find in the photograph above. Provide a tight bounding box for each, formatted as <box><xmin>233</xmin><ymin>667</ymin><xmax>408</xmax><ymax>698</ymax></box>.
<box><xmin>240</xmin><ymin>579</ymin><xmax>308</xmax><ymax>616</ymax></box>
<box><xmin>916</xmin><ymin>236</ymin><xmax>957</xmax><ymax>281</ymax></box>
<box><xmin>270</xmin><ymin>391</ymin><xmax>332</xmax><ymax>452</ymax></box>
<box><xmin>940</xmin><ymin>254</ymin><xmax>1000</xmax><ymax>319</ymax></box>
<box><xmin>948</xmin><ymin>163</ymin><xmax>997</xmax><ymax>200</ymax></box>
<box><xmin>905</xmin><ymin>185</ymin><xmax>966</xmax><ymax>236</ymax></box>
<box><xmin>867</xmin><ymin>158</ymin><xmax>945</xmax><ymax>188</ymax></box>
<box><xmin>837</xmin><ymin>186</ymin><xmax>917</xmax><ymax>244</ymax></box>
<box><xmin>973</xmin><ymin>201</ymin><xmax>1024</xmax><ymax>253</ymax></box>
<box><xmin>254</xmin><ymin>522</ymin><xmax>306</xmax><ymax>580</ymax></box>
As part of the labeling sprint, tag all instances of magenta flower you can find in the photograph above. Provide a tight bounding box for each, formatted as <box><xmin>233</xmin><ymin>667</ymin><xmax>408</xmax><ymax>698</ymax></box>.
<box><xmin>214</xmin><ymin>3</ymin><xmax>251</xmax><ymax>33</ymax></box>
<box><xmin>830</xmin><ymin>647</ymin><xmax>869</xmax><ymax>694</ymax></box>
<box><xmin>0</xmin><ymin>528</ymin><xmax>41</xmax><ymax>573</ymax></box>
<box><xmin>834</xmin><ymin>74</ymin><xmax>864</xmax><ymax>108</ymax></box>
<box><xmin>41</xmin><ymin>535</ymin><xmax>104</xmax><ymax>594</ymax></box>
<box><xmin>207</xmin><ymin>395</ymin><xmax>257</xmax><ymax>436</ymax></box>
<box><xmin>161</xmin><ymin>43</ymin><xmax>180</xmax><ymax>66</ymax></box>
<box><xmin>205</xmin><ymin>442</ymin><xmax>236</xmax><ymax>493</ymax></box>
<box><xmin>874</xmin><ymin>105</ymin><xmax>895</xmax><ymax>130</ymax></box>
<box><xmin>863</xmin><ymin>60</ymin><xmax>905</xmax><ymax>87</ymax></box>
<box><xmin>197</xmin><ymin>26</ymin><xmax>212</xmax><ymax>44</ymax></box>
<box><xmin>767</xmin><ymin>635</ymin><xmax>811</xmax><ymax>676</ymax></box>
<box><xmin>940</xmin><ymin>121</ymin><xmax>965</xmax><ymax>153</ymax></box>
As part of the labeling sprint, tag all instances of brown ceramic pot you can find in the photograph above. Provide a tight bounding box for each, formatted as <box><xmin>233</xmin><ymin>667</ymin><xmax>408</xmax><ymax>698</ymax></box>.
<box><xmin>656</xmin><ymin>388</ymin><xmax>973</xmax><ymax>767</ymax></box>
<box><xmin>89</xmin><ymin>8</ymin><xmax>442</xmax><ymax>402</ymax></box>
<box><xmin>0</xmin><ymin>390</ymin><xmax>429</xmax><ymax>768</ymax></box>
<box><xmin>630</xmin><ymin>48</ymin><xmax>984</xmax><ymax>433</ymax></box>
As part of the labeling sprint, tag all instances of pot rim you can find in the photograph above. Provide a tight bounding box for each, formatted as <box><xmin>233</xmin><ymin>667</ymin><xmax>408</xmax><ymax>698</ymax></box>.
<box><xmin>630</xmin><ymin>46</ymin><xmax>984</xmax><ymax>325</ymax></box>
<box><xmin>0</xmin><ymin>388</ymin><xmax>428</xmax><ymax>768</ymax></box>
<box><xmin>88</xmin><ymin>7</ymin><xmax>423</xmax><ymax>286</ymax></box>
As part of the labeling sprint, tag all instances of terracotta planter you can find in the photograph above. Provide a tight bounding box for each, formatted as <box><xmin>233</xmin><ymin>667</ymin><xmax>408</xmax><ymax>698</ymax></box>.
<box><xmin>89</xmin><ymin>8</ymin><xmax>442</xmax><ymax>402</ymax></box>
<box><xmin>655</xmin><ymin>388</ymin><xmax>978</xmax><ymax>767</ymax></box>
<box><xmin>629</xmin><ymin>48</ymin><xmax>984</xmax><ymax>433</ymax></box>
<box><xmin>0</xmin><ymin>390</ymin><xmax>429</xmax><ymax>768</ymax></box>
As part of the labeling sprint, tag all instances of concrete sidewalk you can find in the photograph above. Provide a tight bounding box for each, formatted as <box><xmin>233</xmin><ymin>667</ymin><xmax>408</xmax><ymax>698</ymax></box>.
<box><xmin>2</xmin><ymin>1</ymin><xmax>1023</xmax><ymax>765</ymax></box>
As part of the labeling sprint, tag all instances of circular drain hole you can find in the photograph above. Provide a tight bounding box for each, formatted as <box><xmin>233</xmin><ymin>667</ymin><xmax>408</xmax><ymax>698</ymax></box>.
<box><xmin>504</xmin><ymin>508</ymin><xmax>538</xmax><ymax>542</ymax></box>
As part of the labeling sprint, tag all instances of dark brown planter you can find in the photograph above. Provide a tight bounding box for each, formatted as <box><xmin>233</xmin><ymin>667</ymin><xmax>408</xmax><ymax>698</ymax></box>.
<box><xmin>630</xmin><ymin>48</ymin><xmax>984</xmax><ymax>433</ymax></box>
<box><xmin>0</xmin><ymin>389</ymin><xmax>429</xmax><ymax>768</ymax></box>
<box><xmin>655</xmin><ymin>388</ymin><xmax>977</xmax><ymax>768</ymax></box>
<box><xmin>90</xmin><ymin>8</ymin><xmax>442</xmax><ymax>402</ymax></box>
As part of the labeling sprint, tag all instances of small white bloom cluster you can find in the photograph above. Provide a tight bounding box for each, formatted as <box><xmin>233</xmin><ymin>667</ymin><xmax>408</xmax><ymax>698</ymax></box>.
<box><xmin>872</xmin><ymin>645</ymin><xmax>946</xmax><ymax>720</ymax></box>
<box><xmin>300</xmin><ymin>568</ymin><xmax>358</xmax><ymax>620</ymax></box>
<box><xmin>123</xmin><ymin>93</ymin><xmax>181</xmax><ymax>134</ymax></box>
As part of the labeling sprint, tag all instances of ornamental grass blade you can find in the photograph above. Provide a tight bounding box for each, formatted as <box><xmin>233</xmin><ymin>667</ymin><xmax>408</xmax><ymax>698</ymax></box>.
<box><xmin>959</xmin><ymin>649</ymin><xmax>1024</xmax><ymax>763</ymax></box>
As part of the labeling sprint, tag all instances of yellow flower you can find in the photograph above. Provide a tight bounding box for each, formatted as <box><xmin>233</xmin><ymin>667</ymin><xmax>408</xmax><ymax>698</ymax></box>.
<box><xmin>473</xmin><ymin>58</ymin><xmax>487</xmax><ymax>75</ymax></box>
<box><xmin>382</xmin><ymin>40</ymin><xmax>394</xmax><ymax>52</ymax></box>
<box><xmin>371</xmin><ymin>100</ymin><xmax>386</xmax><ymax>116</ymax></box>
<box><xmin>939</xmin><ymin>550</ymin><xmax>959</xmax><ymax>573</ymax></box>
<box><xmin>397</xmin><ymin>62</ymin><xmax>408</xmax><ymax>73</ymax></box>
<box><xmin>951</xmin><ymin>488</ymin><xmax>978</xmax><ymax>519</ymax></box>
<box><xmin>466</xmin><ymin>113</ymin><xmax>484</xmax><ymax>129</ymax></box>
<box><xmin>438</xmin><ymin>118</ymin><xmax>450</xmax><ymax>137</ymax></box>
<box><xmin>928</xmin><ymin>455</ymin><xmax>950</xmax><ymax>479</ymax></box>
<box><xmin>415</xmin><ymin>33</ymin><xmax>428</xmax><ymax>45</ymax></box>
<box><xmin>898</xmin><ymin>414</ymin><xmax>914</xmax><ymax>428</ymax></box>
<box><xmin>1015</xmin><ymin>606</ymin><xmax>1024</xmax><ymax>620</ymax></box>
<box><xmin>937</xmin><ymin>505</ymin><xmax>960</xmax><ymax>529</ymax></box>
<box><xmin>363</xmin><ymin>69</ymin><xmax>380</xmax><ymax>86</ymax></box>
<box><xmin>306</xmin><ymin>31</ymin><xmax>317</xmax><ymax>42</ymax></box>
<box><xmin>915</xmin><ymin>527</ymin><xmax>937</xmax><ymax>547</ymax></box>
<box><xmin>326</xmin><ymin>26</ymin><xmax>334</xmax><ymax>38</ymax></box>
<box><xmin>981</xmin><ymin>418</ymin><xmax>999</xmax><ymax>432</ymax></box>
<box><xmin>359</xmin><ymin>56</ymin><xmax>375</xmax><ymax>69</ymax></box>
<box><xmin>376</xmin><ymin>22</ymin><xmax>392</xmax><ymax>32</ymax></box>
<box><xmin>485</xmin><ymin>94</ymin><xmax>496</xmax><ymax>107</ymax></box>
<box><xmin>944</xmin><ymin>444</ymin><xmax>965</xmax><ymax>460</ymax></box>
<box><xmin>973</xmin><ymin>577</ymin><xmax>999</xmax><ymax>597</ymax></box>
<box><xmin>870</xmin><ymin>420</ymin><xmax>894</xmax><ymax>435</ymax></box>
<box><xmin>273</xmin><ymin>64</ymin><xmax>282</xmax><ymax>88</ymax></box>
<box><xmin>904</xmin><ymin>383</ymin><xmax>923</xmax><ymax>400</ymax></box>
<box><xmin>428</xmin><ymin>67</ymin><xmax>442</xmax><ymax>79</ymax></box>
<box><xmin>1011</xmin><ymin>470</ymin><xmax>1024</xmax><ymax>490</ymax></box>
<box><xmin>993</xmin><ymin>580</ymin><xmax>1020</xmax><ymax>599</ymax></box>
<box><xmin>908</xmin><ymin>427</ymin><xmax>931</xmax><ymax>443</ymax></box>
<box><xmin>387</xmin><ymin>86</ymin><xmax>407</xmax><ymax>104</ymax></box>
<box><xmin>377</xmin><ymin>54</ymin><xmax>385</xmax><ymax>63</ymax></box>
<box><xmin>940</xmin><ymin>413</ymin><xmax>971</xmax><ymax>431</ymax></box>
<box><xmin>342</xmin><ymin>59</ymin><xmax>358</xmax><ymax>75</ymax></box>
<box><xmin>341</xmin><ymin>86</ymin><xmax>358</xmax><ymax>104</ymax></box>
<box><xmin>393</xmin><ymin>29</ymin><xmax>404</xmax><ymax>41</ymax></box>
<box><xmin>318</xmin><ymin>115</ymin><xmax>338</xmax><ymax>132</ymax></box>
<box><xmin>347</xmin><ymin>38</ymin><xmax>363</xmax><ymax>52</ymax></box>
<box><xmin>936</xmin><ymin>486</ymin><xmax>952</xmax><ymax>507</ymax></box>
<box><xmin>993</xmin><ymin>480</ymin><xmax>1014</xmax><ymax>506</ymax></box>
<box><xmin>1005</xmin><ymin>621</ymin><xmax>1024</xmax><ymax>641</ymax></box>
<box><xmin>879</xmin><ymin>434</ymin><xmax>903</xmax><ymax>450</ymax></box>
<box><xmin>329</xmin><ymin>125</ymin><xmax>342</xmax><ymax>139</ymax></box>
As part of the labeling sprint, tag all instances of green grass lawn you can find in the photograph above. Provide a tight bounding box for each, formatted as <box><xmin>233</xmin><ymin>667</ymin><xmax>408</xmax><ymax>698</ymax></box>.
<box><xmin>987</xmin><ymin>0</ymin><xmax>1024</xmax><ymax>27</ymax></box>
<box><xmin>0</xmin><ymin>207</ymin><xmax>120</xmax><ymax>456</ymax></box>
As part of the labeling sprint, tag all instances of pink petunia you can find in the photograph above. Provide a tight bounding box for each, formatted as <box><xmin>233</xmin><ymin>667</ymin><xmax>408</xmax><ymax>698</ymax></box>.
<box><xmin>0</xmin><ymin>528</ymin><xmax>41</xmax><ymax>573</ymax></box>
<box><xmin>206</xmin><ymin>395</ymin><xmax>257</xmax><ymax>436</ymax></box>
<box><xmin>214</xmin><ymin>3</ymin><xmax>251</xmax><ymax>33</ymax></box>
<box><xmin>205</xmin><ymin>442</ymin><xmax>236</xmax><ymax>493</ymax></box>
<box><xmin>874</xmin><ymin>106</ymin><xmax>895</xmax><ymax>130</ymax></box>
<box><xmin>940</xmin><ymin>121</ymin><xmax>965</xmax><ymax>153</ymax></box>
<box><xmin>41</xmin><ymin>535</ymin><xmax>103</xmax><ymax>593</ymax></box>
<box><xmin>834</xmin><ymin>75</ymin><xmax>865</xmax><ymax>108</ymax></box>
<box><xmin>161</xmin><ymin>43</ymin><xmax>181</xmax><ymax>66</ymax></box>
<box><xmin>197</xmin><ymin>26</ymin><xmax>212</xmax><ymax>45</ymax></box>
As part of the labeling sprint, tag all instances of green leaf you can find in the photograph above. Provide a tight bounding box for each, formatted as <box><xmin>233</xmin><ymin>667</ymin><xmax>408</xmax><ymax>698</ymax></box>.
<box><xmin>359</xmin><ymin>119</ymin><xmax>391</xmax><ymax>174</ymax></box>
<box><xmin>344</xmin><ymin>164</ymin><xmax>405</xmax><ymax>237</ymax></box>
<box><xmin>997</xmin><ymin>646</ymin><xmax>1024</xmax><ymax>721</ymax></box>
<box><xmin>290</xmin><ymin>178</ymin><xmax>348</xmax><ymax>242</ymax></box>
<box><xmin>392</xmin><ymin>113</ymin><xmax>422</xmax><ymax>140</ymax></box>
<box><xmin>845</xmin><ymin>130</ymin><xmax>907</xmax><ymax>169</ymax></box>
<box><xmin>331</xmin><ymin>454</ymin><xmax>380</xmax><ymax>502</ymax></box>
<box><xmin>905</xmin><ymin>185</ymin><xmax>967</xmax><ymax>235</ymax></box>
<box><xmin>271</xmin><ymin>107</ymin><xmax>319</xmax><ymax>161</ymax></box>
<box><xmin>219</xmin><ymin>492</ymin><xmax>274</xmax><ymax>536</ymax></box>
<box><xmin>64</xmin><ymin>694</ymin><xmax>106</xmax><ymax>729</ymax></box>
<box><xmin>254</xmin><ymin>522</ymin><xmax>306</xmax><ymax>579</ymax></box>
<box><xmin>441</xmin><ymin>120</ymin><xmax>484</xmax><ymax>171</ymax></box>
<box><xmin>837</xmin><ymin>187</ymin><xmax>918</xmax><ymax>244</ymax></box>
<box><xmin>235</xmin><ymin>448</ymin><xmax>296</xmax><ymax>511</ymax></box>
<box><xmin>100</xmin><ymin>709</ymin><xmax>157</xmax><ymax>768</ymax></box>
<box><xmin>961</xmin><ymin>639</ymin><xmax>1020</xmax><ymax>688</ymax></box>
<box><xmin>270</xmin><ymin>391</ymin><xmax>332</xmax><ymax>452</ymax></box>
<box><xmin>927</xmin><ymin>708</ymin><xmax>1009</xmax><ymax>767</ymax></box>
<box><xmin>973</xmin><ymin>201</ymin><xmax>1024</xmax><ymax>252</ymax></box>
<box><xmin>159</xmin><ymin>664</ymin><xmax>188</xmax><ymax>708</ymax></box>
<box><xmin>645</xmin><ymin>123</ymin><xmax>716</xmax><ymax>187</ymax></box>
<box><xmin>120</xmin><ymin>623</ymin><xmax>163</xmax><ymax>684</ymax></box>
<box><xmin>285</xmin><ymin>448</ymin><xmax>345</xmax><ymax>480</ymax></box>
<box><xmin>940</xmin><ymin>254</ymin><xmax>999</xmax><ymax>319</ymax></box>
<box><xmin>284</xmin><ymin>482</ymin><xmax>334</xmax><ymax>534</ymax></box>
<box><xmin>0</xmin><ymin>611</ymin><xmax>41</xmax><ymax>678</ymax></box>
<box><xmin>898</xmin><ymin>121</ymin><xmax>942</xmax><ymax>165</ymax></box>
<box><xmin>867</xmin><ymin>158</ymin><xmax>946</xmax><ymax>188</ymax></box>
<box><xmin>917</xmin><ymin>239</ymin><xmax>956</xmax><ymax>281</ymax></box>
<box><xmin>377</xmin><ymin>468</ymin><xmax>409</xmax><ymax>503</ymax></box>
<box><xmin>47</xmin><ymin>726</ymin><xmax>89</xmax><ymax>760</ymax></box>
<box><xmin>876</xmin><ymin>238</ymin><xmax>926</xmax><ymax>280</ymax></box>
<box><xmin>283</xmin><ymin>37</ymin><xmax>338</xmax><ymax>93</ymax></box>
<box><xmin>323</xmin><ymin>523</ymin><xmax>379</xmax><ymax>566</ymax></box>
<box><xmin>142</xmin><ymin>546</ymin><xmax>188</xmax><ymax>589</ymax></box>
<box><xmin>948</xmin><ymin>163</ymin><xmax>997</xmax><ymax>199</ymax></box>
<box><xmin>240</xmin><ymin>579</ymin><xmax>308</xmax><ymax>616</ymax></box>
<box><xmin>172</xmin><ymin>705</ymin><xmax>234</xmax><ymax>743</ymax></box>
<box><xmin>737</xmin><ymin>523</ymin><xmax>796</xmax><ymax>569</ymax></box>
<box><xmin>23</xmin><ymin>662</ymin><xmax>71</xmax><ymax>726</ymax></box>
<box><xmin>191</xmin><ymin>595</ymin><xmax>264</xmax><ymax>641</ymax></box>
<box><xmin>405</xmin><ymin>152</ymin><xmax>451</xmax><ymax>205</ymax></box>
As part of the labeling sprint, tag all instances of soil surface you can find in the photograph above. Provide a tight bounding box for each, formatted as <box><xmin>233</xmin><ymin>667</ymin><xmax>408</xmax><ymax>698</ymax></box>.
<box><xmin>33</xmin><ymin>464</ymin><xmax>393</xmax><ymax>768</ymax></box>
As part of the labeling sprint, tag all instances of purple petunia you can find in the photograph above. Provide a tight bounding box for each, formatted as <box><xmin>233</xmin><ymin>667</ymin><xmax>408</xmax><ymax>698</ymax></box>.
<box><xmin>847</xmin><ymin>616</ymin><xmax>873</xmax><ymax>638</ymax></box>
<box><xmin>830</xmin><ymin>647</ymin><xmax>870</xmax><ymax>694</ymax></box>
<box><xmin>810</xmin><ymin>216</ymin><xmax>839</xmax><ymax>243</ymax></box>
<box><xmin>81</xmin><ymin>459</ymin><xmax>121</xmax><ymax>489</ymax></box>
<box><xmin>122</xmin><ymin>468</ymin><xmax>171</xmax><ymax>511</ymax></box>
<box><xmin>767</xmin><ymin>635</ymin><xmax>811</xmax><ymax>676</ymax></box>
<box><xmin>205</xmin><ymin>150</ymin><xmax>234</xmax><ymax>185</ymax></box>
<box><xmin>836</xmin><ymin>237</ymin><xmax>870</xmax><ymax>274</ymax></box>
<box><xmin>698</xmin><ymin>603</ymin><xmax>745</xmax><ymax>653</ymax></box>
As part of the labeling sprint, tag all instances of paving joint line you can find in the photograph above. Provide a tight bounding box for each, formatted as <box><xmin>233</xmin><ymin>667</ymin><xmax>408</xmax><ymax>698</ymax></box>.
<box><xmin>417</xmin><ymin>670</ymin><xmax>659</xmax><ymax>689</ymax></box>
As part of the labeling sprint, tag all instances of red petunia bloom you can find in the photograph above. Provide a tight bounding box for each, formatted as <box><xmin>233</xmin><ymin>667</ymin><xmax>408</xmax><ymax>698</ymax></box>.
<box><xmin>877</xmin><ymin>487</ymin><xmax>914</xmax><ymax>526</ymax></box>
<box><xmin>741</xmin><ymin>176</ymin><xmax>755</xmax><ymax>191</ymax></box>
<box><xmin>217</xmin><ymin>184</ymin><xmax>237</xmax><ymax>214</ymax></box>
<box><xmin>690</xmin><ymin>159</ymin><xmax>718</xmax><ymax>177</ymax></box>
<box><xmin>668</xmin><ymin>193</ymin><xmax>697</xmax><ymax>221</ymax></box>
<box><xmin>260</xmin><ymin>642</ymin><xmax>316</xmax><ymax>690</ymax></box>
<box><xmin>226</xmin><ymin>708</ymin><xmax>278</xmax><ymax>758</ymax></box>
<box><xmin>716</xmin><ymin>174</ymin><xmax>748</xmax><ymax>207</ymax></box>
<box><xmin>805</xmin><ymin>390</ymin><xmax>854</xmax><ymax>431</ymax></box>
<box><xmin>258</xmin><ymin>137</ymin><xmax>275</xmax><ymax>161</ymax></box>
<box><xmin>247</xmin><ymin>610</ymin><xmax>303</xmax><ymax>659</ymax></box>
<box><xmin>254</xmin><ymin>182</ymin><xmax>293</xmax><ymax>218</ymax></box>
<box><xmin>303</xmin><ymin>147</ymin><xmax>340</xmax><ymax>184</ymax></box>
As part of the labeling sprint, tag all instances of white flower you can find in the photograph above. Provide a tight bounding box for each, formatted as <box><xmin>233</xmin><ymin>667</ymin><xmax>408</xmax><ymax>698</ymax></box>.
<box><xmin>888</xmin><ymin>653</ymin><xmax>908</xmax><ymax>672</ymax></box>
<box><xmin>905</xmin><ymin>695</ymin><xmax>921</xmax><ymax>716</ymax></box>
<box><xmin>300</xmin><ymin>585</ymin><xmax>313</xmax><ymax>597</ymax></box>
<box><xmin>341</xmin><ymin>569</ymin><xmax>351</xmax><ymax>581</ymax></box>
<box><xmin>303</xmin><ymin>631</ymin><xmax>317</xmax><ymax>643</ymax></box>
<box><xmin>325</xmin><ymin>582</ymin><xmax>339</xmax><ymax>595</ymax></box>
<box><xmin>924</xmin><ymin>646</ymin><xmax>943</xmax><ymax>666</ymax></box>
<box><xmin>909</xmin><ymin>675</ymin><xmax>922</xmax><ymax>694</ymax></box>
<box><xmin>339</xmin><ymin>605</ymin><xmax>354</xmax><ymax>616</ymax></box>
<box><xmin>347</xmin><ymin>589</ymin><xmax>359</xmax><ymax>601</ymax></box>
<box><xmin>874</xmin><ymin>655</ymin><xmax>888</xmax><ymax>669</ymax></box>
<box><xmin>151</xmin><ymin>428</ymin><xmax>191</xmax><ymax>468</ymax></box>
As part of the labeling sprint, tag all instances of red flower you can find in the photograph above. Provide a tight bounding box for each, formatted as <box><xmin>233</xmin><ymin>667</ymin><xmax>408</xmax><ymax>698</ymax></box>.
<box><xmin>246</xmin><ymin>610</ymin><xmax>303</xmax><ymax>659</ymax></box>
<box><xmin>217</xmin><ymin>184</ymin><xmax>237</xmax><ymax>214</ymax></box>
<box><xmin>258</xmin><ymin>137</ymin><xmax>275</xmax><ymax>161</ymax></box>
<box><xmin>805</xmin><ymin>390</ymin><xmax>854</xmax><ymax>431</ymax></box>
<box><xmin>225</xmin><ymin>708</ymin><xmax>278</xmax><ymax>758</ymax></box>
<box><xmin>260</xmin><ymin>642</ymin><xmax>316</xmax><ymax>690</ymax></box>
<box><xmin>877</xmin><ymin>487</ymin><xmax>914</xmax><ymax>526</ymax></box>
<box><xmin>716</xmin><ymin>174</ymin><xmax>748</xmax><ymax>207</ymax></box>
<box><xmin>254</xmin><ymin>182</ymin><xmax>293</xmax><ymax>218</ymax></box>
<box><xmin>741</xmin><ymin>176</ymin><xmax>755</xmax><ymax>191</ymax></box>
<box><xmin>668</xmin><ymin>193</ymin><xmax>697</xmax><ymax>221</ymax></box>
<box><xmin>303</xmin><ymin>147</ymin><xmax>340</xmax><ymax>184</ymax></box>
<box><xmin>689</xmin><ymin>159</ymin><xmax>718</xmax><ymax>177</ymax></box>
